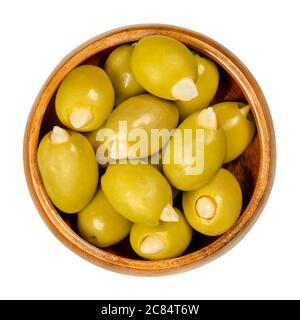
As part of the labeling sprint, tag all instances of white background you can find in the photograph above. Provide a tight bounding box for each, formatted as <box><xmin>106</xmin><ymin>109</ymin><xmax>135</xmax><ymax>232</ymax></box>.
<box><xmin>0</xmin><ymin>0</ymin><xmax>299</xmax><ymax>300</ymax></box>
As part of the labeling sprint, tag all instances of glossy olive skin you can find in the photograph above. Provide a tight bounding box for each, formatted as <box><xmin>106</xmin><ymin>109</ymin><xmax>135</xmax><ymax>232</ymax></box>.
<box><xmin>131</xmin><ymin>35</ymin><xmax>197</xmax><ymax>100</ymax></box>
<box><xmin>38</xmin><ymin>130</ymin><xmax>98</xmax><ymax>213</ymax></box>
<box><xmin>163</xmin><ymin>112</ymin><xmax>226</xmax><ymax>191</ymax></box>
<box><xmin>103</xmin><ymin>94</ymin><xmax>179</xmax><ymax>159</ymax></box>
<box><xmin>176</xmin><ymin>55</ymin><xmax>219</xmax><ymax>121</ymax></box>
<box><xmin>130</xmin><ymin>208</ymin><xmax>192</xmax><ymax>260</ymax></box>
<box><xmin>78</xmin><ymin>189</ymin><xmax>132</xmax><ymax>248</ymax></box>
<box><xmin>104</xmin><ymin>44</ymin><xmax>145</xmax><ymax>105</ymax></box>
<box><xmin>55</xmin><ymin>65</ymin><xmax>114</xmax><ymax>132</ymax></box>
<box><xmin>101</xmin><ymin>163</ymin><xmax>172</xmax><ymax>225</ymax></box>
<box><xmin>182</xmin><ymin>168</ymin><xmax>242</xmax><ymax>236</ymax></box>
<box><xmin>213</xmin><ymin>102</ymin><xmax>256</xmax><ymax>163</ymax></box>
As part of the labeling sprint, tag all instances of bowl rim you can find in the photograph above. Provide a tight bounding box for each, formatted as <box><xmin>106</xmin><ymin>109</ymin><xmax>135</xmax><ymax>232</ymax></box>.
<box><xmin>23</xmin><ymin>24</ymin><xmax>276</xmax><ymax>276</ymax></box>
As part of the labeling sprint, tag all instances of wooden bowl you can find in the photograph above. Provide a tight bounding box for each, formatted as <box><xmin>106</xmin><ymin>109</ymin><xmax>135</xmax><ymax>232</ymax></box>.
<box><xmin>23</xmin><ymin>24</ymin><xmax>276</xmax><ymax>275</ymax></box>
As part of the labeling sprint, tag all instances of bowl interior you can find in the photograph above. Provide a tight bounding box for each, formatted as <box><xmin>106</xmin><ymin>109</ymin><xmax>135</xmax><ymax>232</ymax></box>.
<box><xmin>38</xmin><ymin>40</ymin><xmax>260</xmax><ymax>261</ymax></box>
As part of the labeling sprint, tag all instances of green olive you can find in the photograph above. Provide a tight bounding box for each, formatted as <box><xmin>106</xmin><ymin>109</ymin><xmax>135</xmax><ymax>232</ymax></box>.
<box><xmin>77</xmin><ymin>188</ymin><xmax>132</xmax><ymax>247</ymax></box>
<box><xmin>101</xmin><ymin>163</ymin><xmax>173</xmax><ymax>225</ymax></box>
<box><xmin>55</xmin><ymin>65</ymin><xmax>114</xmax><ymax>132</ymax></box>
<box><xmin>176</xmin><ymin>54</ymin><xmax>219</xmax><ymax>121</ymax></box>
<box><xmin>130</xmin><ymin>208</ymin><xmax>192</xmax><ymax>260</ymax></box>
<box><xmin>182</xmin><ymin>168</ymin><xmax>242</xmax><ymax>236</ymax></box>
<box><xmin>38</xmin><ymin>126</ymin><xmax>98</xmax><ymax>213</ymax></box>
<box><xmin>99</xmin><ymin>94</ymin><xmax>178</xmax><ymax>160</ymax></box>
<box><xmin>213</xmin><ymin>101</ymin><xmax>256</xmax><ymax>163</ymax></box>
<box><xmin>131</xmin><ymin>35</ymin><xmax>198</xmax><ymax>101</ymax></box>
<box><xmin>104</xmin><ymin>44</ymin><xmax>146</xmax><ymax>105</ymax></box>
<box><xmin>163</xmin><ymin>107</ymin><xmax>226</xmax><ymax>191</ymax></box>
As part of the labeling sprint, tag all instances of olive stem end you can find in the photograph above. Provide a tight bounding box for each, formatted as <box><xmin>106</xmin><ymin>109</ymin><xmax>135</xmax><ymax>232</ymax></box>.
<box><xmin>50</xmin><ymin>126</ymin><xmax>69</xmax><ymax>144</ymax></box>
<box><xmin>70</xmin><ymin>108</ymin><xmax>93</xmax><ymax>129</ymax></box>
<box><xmin>140</xmin><ymin>236</ymin><xmax>165</xmax><ymax>254</ymax></box>
<box><xmin>197</xmin><ymin>107</ymin><xmax>217</xmax><ymax>130</ymax></box>
<box><xmin>196</xmin><ymin>196</ymin><xmax>217</xmax><ymax>220</ymax></box>
<box><xmin>160</xmin><ymin>204</ymin><xmax>179</xmax><ymax>222</ymax></box>
<box><xmin>240</xmin><ymin>105</ymin><xmax>251</xmax><ymax>117</ymax></box>
<box><xmin>171</xmin><ymin>78</ymin><xmax>198</xmax><ymax>101</ymax></box>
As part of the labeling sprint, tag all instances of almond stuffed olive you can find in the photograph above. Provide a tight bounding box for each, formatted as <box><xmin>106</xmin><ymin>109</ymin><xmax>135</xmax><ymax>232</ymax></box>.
<box><xmin>130</xmin><ymin>208</ymin><xmax>192</xmax><ymax>260</ymax></box>
<box><xmin>182</xmin><ymin>168</ymin><xmax>242</xmax><ymax>236</ymax></box>
<box><xmin>101</xmin><ymin>163</ymin><xmax>175</xmax><ymax>226</ymax></box>
<box><xmin>131</xmin><ymin>35</ymin><xmax>198</xmax><ymax>101</ymax></box>
<box><xmin>55</xmin><ymin>65</ymin><xmax>114</xmax><ymax>132</ymax></box>
<box><xmin>38</xmin><ymin>126</ymin><xmax>98</xmax><ymax>213</ymax></box>
<box><xmin>163</xmin><ymin>107</ymin><xmax>226</xmax><ymax>191</ymax></box>
<box><xmin>213</xmin><ymin>101</ymin><xmax>256</xmax><ymax>163</ymax></box>
<box><xmin>100</xmin><ymin>94</ymin><xmax>179</xmax><ymax>160</ymax></box>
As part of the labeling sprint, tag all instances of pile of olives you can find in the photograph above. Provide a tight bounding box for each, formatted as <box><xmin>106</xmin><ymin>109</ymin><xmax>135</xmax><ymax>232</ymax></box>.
<box><xmin>38</xmin><ymin>35</ymin><xmax>255</xmax><ymax>260</ymax></box>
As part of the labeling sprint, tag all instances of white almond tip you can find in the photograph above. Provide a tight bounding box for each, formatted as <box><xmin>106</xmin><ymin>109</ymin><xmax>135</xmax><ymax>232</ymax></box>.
<box><xmin>196</xmin><ymin>196</ymin><xmax>217</xmax><ymax>220</ymax></box>
<box><xmin>140</xmin><ymin>236</ymin><xmax>165</xmax><ymax>254</ymax></box>
<box><xmin>197</xmin><ymin>107</ymin><xmax>217</xmax><ymax>130</ymax></box>
<box><xmin>172</xmin><ymin>78</ymin><xmax>198</xmax><ymax>101</ymax></box>
<box><xmin>160</xmin><ymin>204</ymin><xmax>179</xmax><ymax>222</ymax></box>
<box><xmin>50</xmin><ymin>126</ymin><xmax>69</xmax><ymax>144</ymax></box>
<box><xmin>69</xmin><ymin>108</ymin><xmax>93</xmax><ymax>129</ymax></box>
<box><xmin>240</xmin><ymin>105</ymin><xmax>250</xmax><ymax>117</ymax></box>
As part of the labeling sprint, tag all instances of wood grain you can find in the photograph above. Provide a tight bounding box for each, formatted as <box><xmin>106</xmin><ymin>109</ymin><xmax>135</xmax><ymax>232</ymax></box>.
<box><xmin>23</xmin><ymin>24</ymin><xmax>276</xmax><ymax>275</ymax></box>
